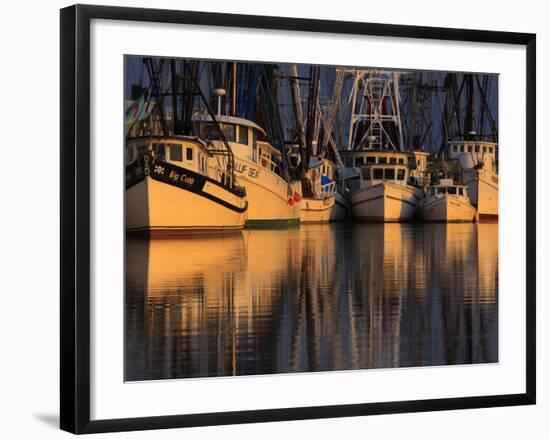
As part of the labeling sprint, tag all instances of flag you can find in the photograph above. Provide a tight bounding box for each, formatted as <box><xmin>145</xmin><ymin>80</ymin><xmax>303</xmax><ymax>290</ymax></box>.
<box><xmin>125</xmin><ymin>94</ymin><xmax>151</xmax><ymax>125</ymax></box>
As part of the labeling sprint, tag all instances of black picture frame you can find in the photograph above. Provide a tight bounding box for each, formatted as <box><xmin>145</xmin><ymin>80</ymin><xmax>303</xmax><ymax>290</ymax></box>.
<box><xmin>60</xmin><ymin>4</ymin><xmax>536</xmax><ymax>434</ymax></box>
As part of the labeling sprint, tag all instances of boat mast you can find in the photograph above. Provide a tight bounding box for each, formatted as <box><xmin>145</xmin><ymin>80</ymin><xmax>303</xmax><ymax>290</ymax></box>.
<box><xmin>319</xmin><ymin>68</ymin><xmax>345</xmax><ymax>158</ymax></box>
<box><xmin>304</xmin><ymin>65</ymin><xmax>321</xmax><ymax>160</ymax></box>
<box><xmin>289</xmin><ymin>64</ymin><xmax>307</xmax><ymax>164</ymax></box>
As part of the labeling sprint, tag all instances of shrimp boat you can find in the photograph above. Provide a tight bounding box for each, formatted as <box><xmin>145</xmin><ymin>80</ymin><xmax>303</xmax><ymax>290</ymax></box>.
<box><xmin>418</xmin><ymin>178</ymin><xmax>476</xmax><ymax>222</ymax></box>
<box><xmin>125</xmin><ymin>136</ymin><xmax>248</xmax><ymax>234</ymax></box>
<box><xmin>441</xmin><ymin>73</ymin><xmax>498</xmax><ymax>221</ymax></box>
<box><xmin>342</xmin><ymin>150</ymin><xmax>423</xmax><ymax>221</ymax></box>
<box><xmin>299</xmin><ymin>157</ymin><xmax>337</xmax><ymax>223</ymax></box>
<box><xmin>194</xmin><ymin>114</ymin><xmax>302</xmax><ymax>227</ymax></box>
<box><xmin>447</xmin><ymin>140</ymin><xmax>498</xmax><ymax>221</ymax></box>
<box><xmin>124</xmin><ymin>59</ymin><xmax>255</xmax><ymax>234</ymax></box>
<box><xmin>340</xmin><ymin>70</ymin><xmax>425</xmax><ymax>222</ymax></box>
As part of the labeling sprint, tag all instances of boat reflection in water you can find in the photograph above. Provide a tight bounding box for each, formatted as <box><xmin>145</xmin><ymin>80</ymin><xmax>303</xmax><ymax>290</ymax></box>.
<box><xmin>125</xmin><ymin>223</ymin><xmax>498</xmax><ymax>381</ymax></box>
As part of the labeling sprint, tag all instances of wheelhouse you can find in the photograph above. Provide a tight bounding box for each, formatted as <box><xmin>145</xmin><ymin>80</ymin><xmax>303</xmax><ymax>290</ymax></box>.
<box><xmin>448</xmin><ymin>141</ymin><xmax>497</xmax><ymax>157</ymax></box>
<box><xmin>360</xmin><ymin>164</ymin><xmax>408</xmax><ymax>183</ymax></box>
<box><xmin>341</xmin><ymin>150</ymin><xmax>412</xmax><ymax>190</ymax></box>
<box><xmin>125</xmin><ymin>136</ymin><xmax>211</xmax><ymax>177</ymax></box>
<box><xmin>447</xmin><ymin>140</ymin><xmax>498</xmax><ymax>171</ymax></box>
<box><xmin>343</xmin><ymin>151</ymin><xmax>408</xmax><ymax>169</ymax></box>
<box><xmin>427</xmin><ymin>179</ymin><xmax>469</xmax><ymax>198</ymax></box>
<box><xmin>193</xmin><ymin>114</ymin><xmax>283</xmax><ymax>176</ymax></box>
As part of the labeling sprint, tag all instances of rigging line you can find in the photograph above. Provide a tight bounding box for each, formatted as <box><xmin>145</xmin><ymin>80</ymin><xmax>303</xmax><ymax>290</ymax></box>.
<box><xmin>182</xmin><ymin>61</ymin><xmax>237</xmax><ymax>185</ymax></box>
<box><xmin>436</xmin><ymin>86</ymin><xmax>449</xmax><ymax>155</ymax></box>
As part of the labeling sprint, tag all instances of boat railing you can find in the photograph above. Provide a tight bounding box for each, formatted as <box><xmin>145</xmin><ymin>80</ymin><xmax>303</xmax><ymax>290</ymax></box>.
<box><xmin>320</xmin><ymin>181</ymin><xmax>337</xmax><ymax>198</ymax></box>
<box><xmin>260</xmin><ymin>155</ymin><xmax>279</xmax><ymax>175</ymax></box>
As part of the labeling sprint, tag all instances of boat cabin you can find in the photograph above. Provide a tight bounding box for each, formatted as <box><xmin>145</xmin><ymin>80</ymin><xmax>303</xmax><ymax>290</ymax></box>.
<box><xmin>341</xmin><ymin>150</ymin><xmax>412</xmax><ymax>191</ymax></box>
<box><xmin>193</xmin><ymin>114</ymin><xmax>283</xmax><ymax>176</ymax></box>
<box><xmin>427</xmin><ymin>178</ymin><xmax>469</xmax><ymax>198</ymax></box>
<box><xmin>304</xmin><ymin>156</ymin><xmax>338</xmax><ymax>198</ymax></box>
<box><xmin>447</xmin><ymin>140</ymin><xmax>497</xmax><ymax>171</ymax></box>
<box><xmin>125</xmin><ymin>136</ymin><xmax>210</xmax><ymax>177</ymax></box>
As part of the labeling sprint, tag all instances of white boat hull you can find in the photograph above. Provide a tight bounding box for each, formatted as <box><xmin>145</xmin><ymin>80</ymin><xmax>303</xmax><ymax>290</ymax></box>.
<box><xmin>418</xmin><ymin>195</ymin><xmax>477</xmax><ymax>222</ymax></box>
<box><xmin>351</xmin><ymin>182</ymin><xmax>419</xmax><ymax>222</ymax></box>
<box><xmin>300</xmin><ymin>197</ymin><xmax>335</xmax><ymax>223</ymax></box>
<box><xmin>126</xmin><ymin>164</ymin><xmax>247</xmax><ymax>234</ymax></box>
<box><xmin>464</xmin><ymin>168</ymin><xmax>498</xmax><ymax>221</ymax></box>
<box><xmin>233</xmin><ymin>157</ymin><xmax>301</xmax><ymax>227</ymax></box>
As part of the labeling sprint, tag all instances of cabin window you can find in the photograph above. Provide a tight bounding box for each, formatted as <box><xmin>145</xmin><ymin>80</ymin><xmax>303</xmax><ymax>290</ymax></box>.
<box><xmin>452</xmin><ymin>145</ymin><xmax>457</xmax><ymax>152</ymax></box>
<box><xmin>200</xmin><ymin>122</ymin><xmax>236</xmax><ymax>142</ymax></box>
<box><xmin>378</xmin><ymin>157</ymin><xmax>387</xmax><ymax>164</ymax></box>
<box><xmin>220</xmin><ymin>124</ymin><xmax>236</xmax><ymax>142</ymax></box>
<box><xmin>384</xmin><ymin>168</ymin><xmax>395</xmax><ymax>180</ymax></box>
<box><xmin>169</xmin><ymin>144</ymin><xmax>182</xmax><ymax>161</ymax></box>
<box><xmin>448</xmin><ymin>187</ymin><xmax>457</xmax><ymax>195</ymax></box>
<box><xmin>489</xmin><ymin>147</ymin><xmax>493</xmax><ymax>154</ymax></box>
<box><xmin>152</xmin><ymin>143</ymin><xmax>166</xmax><ymax>161</ymax></box>
<box><xmin>459</xmin><ymin>187</ymin><xmax>464</xmax><ymax>196</ymax></box>
<box><xmin>366</xmin><ymin>156</ymin><xmax>376</xmax><ymax>164</ymax></box>
<box><xmin>389</xmin><ymin>157</ymin><xmax>397</xmax><ymax>164</ymax></box>
<box><xmin>238</xmin><ymin>126</ymin><xmax>249</xmax><ymax>145</ymax></box>
<box><xmin>372</xmin><ymin>168</ymin><xmax>383</xmax><ymax>180</ymax></box>
<box><xmin>397</xmin><ymin>169</ymin><xmax>405</xmax><ymax>181</ymax></box>
<box><xmin>483</xmin><ymin>146</ymin><xmax>487</xmax><ymax>153</ymax></box>
<box><xmin>186</xmin><ymin>147</ymin><xmax>194</xmax><ymax>161</ymax></box>
<box><xmin>398</xmin><ymin>158</ymin><xmax>404</xmax><ymax>164</ymax></box>
<box><xmin>438</xmin><ymin>187</ymin><xmax>447</xmax><ymax>195</ymax></box>
<box><xmin>468</xmin><ymin>145</ymin><xmax>473</xmax><ymax>152</ymax></box>
<box><xmin>354</xmin><ymin>157</ymin><xmax>363</xmax><ymax>167</ymax></box>
<box><xmin>475</xmin><ymin>144</ymin><xmax>480</xmax><ymax>152</ymax></box>
<box><xmin>361</xmin><ymin>168</ymin><xmax>371</xmax><ymax>181</ymax></box>
<box><xmin>344</xmin><ymin>157</ymin><xmax>352</xmax><ymax>167</ymax></box>
<box><xmin>459</xmin><ymin>145</ymin><xmax>465</xmax><ymax>152</ymax></box>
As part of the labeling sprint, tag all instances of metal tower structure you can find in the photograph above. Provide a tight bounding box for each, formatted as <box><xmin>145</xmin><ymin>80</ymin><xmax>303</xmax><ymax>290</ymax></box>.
<box><xmin>347</xmin><ymin>70</ymin><xmax>404</xmax><ymax>152</ymax></box>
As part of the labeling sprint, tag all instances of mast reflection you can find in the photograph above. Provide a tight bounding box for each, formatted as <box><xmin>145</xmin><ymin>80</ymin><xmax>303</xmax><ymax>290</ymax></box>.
<box><xmin>125</xmin><ymin>223</ymin><xmax>498</xmax><ymax>381</ymax></box>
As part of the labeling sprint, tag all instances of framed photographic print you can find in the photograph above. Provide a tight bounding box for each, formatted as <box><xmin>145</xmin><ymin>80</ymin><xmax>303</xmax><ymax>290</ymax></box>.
<box><xmin>60</xmin><ymin>4</ymin><xmax>536</xmax><ymax>434</ymax></box>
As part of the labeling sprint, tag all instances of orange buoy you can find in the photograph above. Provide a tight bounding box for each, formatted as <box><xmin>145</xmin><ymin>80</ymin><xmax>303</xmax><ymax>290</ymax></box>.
<box><xmin>288</xmin><ymin>199</ymin><xmax>296</xmax><ymax>206</ymax></box>
<box><xmin>293</xmin><ymin>192</ymin><xmax>302</xmax><ymax>202</ymax></box>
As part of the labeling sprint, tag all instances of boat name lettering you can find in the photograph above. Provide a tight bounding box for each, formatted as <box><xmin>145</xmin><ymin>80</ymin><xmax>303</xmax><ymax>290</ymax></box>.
<box><xmin>166</xmin><ymin>170</ymin><xmax>195</xmax><ymax>186</ymax></box>
<box><xmin>235</xmin><ymin>162</ymin><xmax>260</xmax><ymax>179</ymax></box>
<box><xmin>248</xmin><ymin>167</ymin><xmax>259</xmax><ymax>178</ymax></box>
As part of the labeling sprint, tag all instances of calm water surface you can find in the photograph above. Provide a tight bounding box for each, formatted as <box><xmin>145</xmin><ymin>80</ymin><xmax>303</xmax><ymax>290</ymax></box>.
<box><xmin>125</xmin><ymin>223</ymin><xmax>498</xmax><ymax>381</ymax></box>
